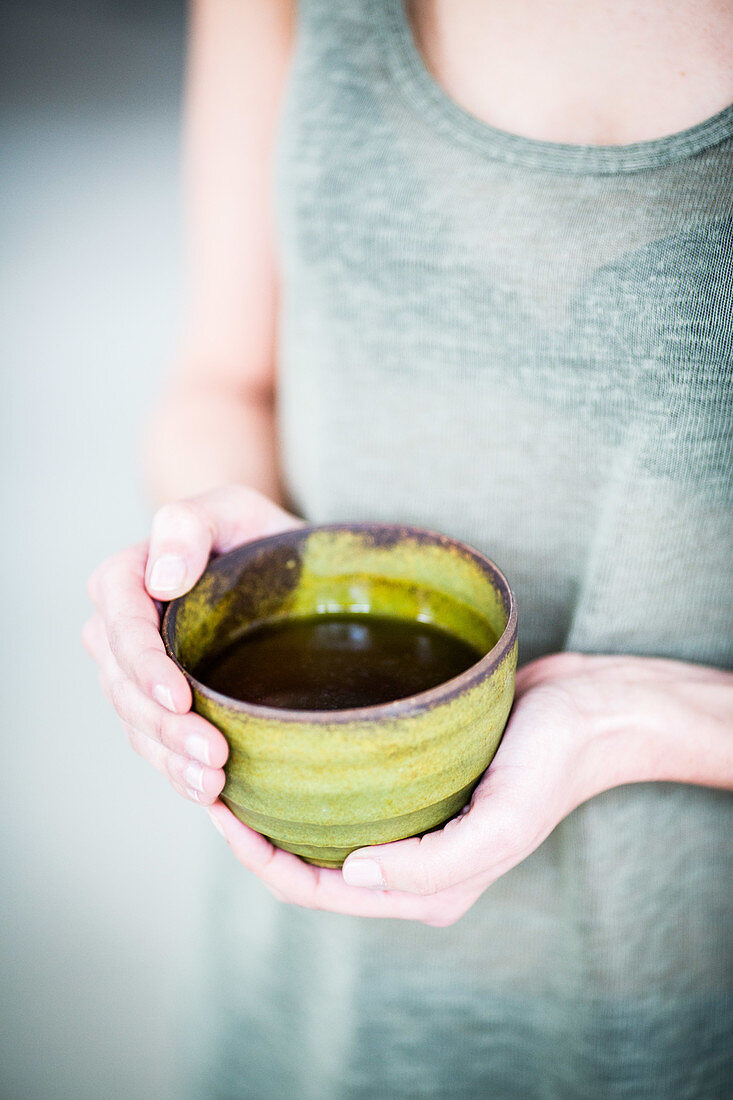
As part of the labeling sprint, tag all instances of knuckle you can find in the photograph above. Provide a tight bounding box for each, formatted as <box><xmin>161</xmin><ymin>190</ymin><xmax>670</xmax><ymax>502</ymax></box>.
<box><xmin>149</xmin><ymin>702</ymin><xmax>183</xmax><ymax>751</ymax></box>
<box><xmin>257</xmin><ymin>845</ymin><xmax>279</xmax><ymax>877</ymax></box>
<box><xmin>87</xmin><ymin>559</ymin><xmax>114</xmax><ymax>602</ymax></box>
<box><xmin>152</xmin><ymin>501</ymin><xmax>178</xmax><ymax>525</ymax></box>
<box><xmin>162</xmin><ymin>751</ymin><xmax>182</xmax><ymax>785</ymax></box>
<box><xmin>550</xmin><ymin>650</ymin><xmax>588</xmax><ymax>674</ymax></box>
<box><xmin>411</xmin><ymin>863</ymin><xmax>439</xmax><ymax>897</ymax></box>
<box><xmin>93</xmin><ymin>552</ymin><xmax>130</xmax><ymax>604</ymax></box>
<box><xmin>125</xmin><ymin>726</ymin><xmax>144</xmax><ymax>757</ymax></box>
<box><xmin>208</xmin><ymin>483</ymin><xmax>255</xmax><ymax>509</ymax></box>
<box><xmin>148</xmin><ymin>704</ymin><xmax>169</xmax><ymax>746</ymax></box>
<box><xmin>299</xmin><ymin>871</ymin><xmax>323</xmax><ymax>911</ymax></box>
<box><xmin>86</xmin><ymin>568</ymin><xmax>100</xmax><ymax>601</ymax></box>
<box><xmin>163</xmin><ymin>754</ymin><xmax>189</xmax><ymax>789</ymax></box>
<box><xmin>234</xmin><ymin>485</ymin><xmax>264</xmax><ymax>514</ymax></box>
<box><xmin>491</xmin><ymin>811</ymin><xmax>527</xmax><ymax>860</ymax></box>
<box><xmin>410</xmin><ymin>838</ymin><xmax>445</xmax><ymax>895</ymax></box>
<box><xmin>81</xmin><ymin>618</ymin><xmax>97</xmax><ymax>655</ymax></box>
<box><xmin>106</xmin><ymin>621</ymin><xmax>126</xmax><ymax>662</ymax></box>
<box><xmin>123</xmin><ymin>625</ymin><xmax>154</xmax><ymax>665</ymax></box>
<box><xmin>109</xmin><ymin>624</ymin><xmax>159</xmax><ymax>677</ymax></box>
<box><xmin>154</xmin><ymin>498</ymin><xmax>207</xmax><ymax>536</ymax></box>
<box><xmin>137</xmin><ymin>642</ymin><xmax>164</xmax><ymax>674</ymax></box>
<box><xmin>534</xmin><ymin>679</ymin><xmax>579</xmax><ymax>719</ymax></box>
<box><xmin>108</xmin><ymin>677</ymin><xmax>130</xmax><ymax>717</ymax></box>
<box><xmin>170</xmin><ymin>776</ymin><xmax>190</xmax><ymax>800</ymax></box>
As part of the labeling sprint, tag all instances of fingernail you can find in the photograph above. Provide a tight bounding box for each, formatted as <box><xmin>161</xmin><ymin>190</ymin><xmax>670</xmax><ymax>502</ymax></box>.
<box><xmin>186</xmin><ymin>788</ymin><xmax>203</xmax><ymax>802</ymax></box>
<box><xmin>149</xmin><ymin>554</ymin><xmax>186</xmax><ymax>593</ymax></box>
<box><xmin>153</xmin><ymin>684</ymin><xmax>176</xmax><ymax>712</ymax></box>
<box><xmin>185</xmin><ymin>732</ymin><xmax>211</xmax><ymax>765</ymax></box>
<box><xmin>343</xmin><ymin>859</ymin><xmax>384</xmax><ymax>888</ymax></box>
<box><xmin>184</xmin><ymin>761</ymin><xmax>206</xmax><ymax>792</ymax></box>
<box><xmin>208</xmin><ymin>809</ymin><xmax>225</xmax><ymax>837</ymax></box>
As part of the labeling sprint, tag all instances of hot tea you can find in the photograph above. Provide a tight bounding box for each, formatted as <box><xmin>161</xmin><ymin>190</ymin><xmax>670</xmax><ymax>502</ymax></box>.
<box><xmin>194</xmin><ymin>612</ymin><xmax>485</xmax><ymax>710</ymax></box>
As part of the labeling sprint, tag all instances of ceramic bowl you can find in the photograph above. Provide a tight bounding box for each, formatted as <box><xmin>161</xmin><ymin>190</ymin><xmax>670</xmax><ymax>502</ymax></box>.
<box><xmin>162</xmin><ymin>523</ymin><xmax>517</xmax><ymax>868</ymax></box>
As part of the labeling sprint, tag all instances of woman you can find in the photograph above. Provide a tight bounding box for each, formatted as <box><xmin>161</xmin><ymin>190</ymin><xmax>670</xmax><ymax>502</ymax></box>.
<box><xmin>84</xmin><ymin>1</ymin><xmax>733</xmax><ymax>1095</ymax></box>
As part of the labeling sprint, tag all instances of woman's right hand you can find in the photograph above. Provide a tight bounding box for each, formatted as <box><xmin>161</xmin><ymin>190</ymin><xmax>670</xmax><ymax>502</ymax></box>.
<box><xmin>83</xmin><ymin>485</ymin><xmax>301</xmax><ymax>805</ymax></box>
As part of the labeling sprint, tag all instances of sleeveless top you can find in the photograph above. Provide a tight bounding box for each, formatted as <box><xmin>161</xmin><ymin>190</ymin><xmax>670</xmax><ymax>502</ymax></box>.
<box><xmin>196</xmin><ymin>3</ymin><xmax>733</xmax><ymax>1096</ymax></box>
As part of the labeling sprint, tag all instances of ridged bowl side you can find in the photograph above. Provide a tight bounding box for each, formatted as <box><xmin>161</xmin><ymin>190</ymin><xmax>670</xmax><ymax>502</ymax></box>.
<box><xmin>193</xmin><ymin>641</ymin><xmax>516</xmax><ymax>867</ymax></box>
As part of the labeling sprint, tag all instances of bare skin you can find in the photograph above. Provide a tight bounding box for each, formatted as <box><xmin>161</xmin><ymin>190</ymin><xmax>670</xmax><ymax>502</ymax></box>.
<box><xmin>143</xmin><ymin>0</ymin><xmax>294</xmax><ymax>503</ymax></box>
<box><xmin>84</xmin><ymin>0</ymin><xmax>733</xmax><ymax>924</ymax></box>
<box><xmin>409</xmin><ymin>0</ymin><xmax>733</xmax><ymax>144</ymax></box>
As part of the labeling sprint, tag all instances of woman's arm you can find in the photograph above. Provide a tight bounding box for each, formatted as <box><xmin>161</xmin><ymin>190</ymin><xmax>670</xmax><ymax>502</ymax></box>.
<box><xmin>84</xmin><ymin>0</ymin><xmax>298</xmax><ymax>805</ymax></box>
<box><xmin>145</xmin><ymin>0</ymin><xmax>295</xmax><ymax>503</ymax></box>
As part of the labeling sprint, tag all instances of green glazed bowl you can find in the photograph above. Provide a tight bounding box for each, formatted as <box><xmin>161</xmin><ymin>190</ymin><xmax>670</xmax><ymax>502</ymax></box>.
<box><xmin>162</xmin><ymin>523</ymin><xmax>517</xmax><ymax>868</ymax></box>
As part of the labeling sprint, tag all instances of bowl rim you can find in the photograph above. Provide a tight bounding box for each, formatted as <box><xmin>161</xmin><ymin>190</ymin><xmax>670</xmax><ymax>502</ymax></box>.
<box><xmin>161</xmin><ymin>522</ymin><xmax>518</xmax><ymax>725</ymax></box>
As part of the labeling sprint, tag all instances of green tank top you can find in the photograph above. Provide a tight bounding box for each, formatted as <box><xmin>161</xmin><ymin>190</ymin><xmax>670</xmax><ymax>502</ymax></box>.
<box><xmin>196</xmin><ymin>3</ymin><xmax>733</xmax><ymax>1096</ymax></box>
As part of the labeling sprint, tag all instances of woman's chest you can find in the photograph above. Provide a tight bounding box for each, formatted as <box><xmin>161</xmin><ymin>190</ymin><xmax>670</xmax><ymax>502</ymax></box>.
<box><xmin>406</xmin><ymin>0</ymin><xmax>733</xmax><ymax>145</ymax></box>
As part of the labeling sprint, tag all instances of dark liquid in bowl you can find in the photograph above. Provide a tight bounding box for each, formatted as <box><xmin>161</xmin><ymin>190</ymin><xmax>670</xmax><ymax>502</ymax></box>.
<box><xmin>194</xmin><ymin>612</ymin><xmax>485</xmax><ymax>710</ymax></box>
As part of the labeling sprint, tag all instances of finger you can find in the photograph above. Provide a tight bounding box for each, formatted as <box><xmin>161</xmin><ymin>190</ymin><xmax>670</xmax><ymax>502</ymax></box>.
<box><xmin>104</xmin><ymin>673</ymin><xmax>228</xmax><ymax>767</ymax></box>
<box><xmin>145</xmin><ymin>486</ymin><xmax>300</xmax><ymax>600</ymax></box>
<box><xmin>342</xmin><ymin>783</ymin><xmax>531</xmax><ymax>896</ymax></box>
<box><xmin>124</xmin><ymin>724</ymin><xmax>225</xmax><ymax>804</ymax></box>
<box><xmin>339</xmin><ymin>671</ymin><xmax>586</xmax><ymax>902</ymax></box>
<box><xmin>91</xmin><ymin>545</ymin><xmax>192</xmax><ymax>714</ymax></box>
<box><xmin>514</xmin><ymin>652</ymin><xmax>588</xmax><ymax>695</ymax></box>
<box><xmin>93</xmin><ymin>618</ymin><xmax>228</xmax><ymax>768</ymax></box>
<box><xmin>82</xmin><ymin>614</ymin><xmax>103</xmax><ymax>661</ymax></box>
<box><xmin>207</xmin><ymin>803</ymin><xmax>456</xmax><ymax>922</ymax></box>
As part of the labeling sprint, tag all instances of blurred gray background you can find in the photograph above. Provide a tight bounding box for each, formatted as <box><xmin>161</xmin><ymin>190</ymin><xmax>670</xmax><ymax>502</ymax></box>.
<box><xmin>1</xmin><ymin>2</ymin><xmax>213</xmax><ymax>1096</ymax></box>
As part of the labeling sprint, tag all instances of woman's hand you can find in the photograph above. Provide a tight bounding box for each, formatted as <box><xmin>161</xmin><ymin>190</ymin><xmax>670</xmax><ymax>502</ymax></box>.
<box><xmin>83</xmin><ymin>485</ymin><xmax>300</xmax><ymax>805</ymax></box>
<box><xmin>207</xmin><ymin>652</ymin><xmax>733</xmax><ymax>924</ymax></box>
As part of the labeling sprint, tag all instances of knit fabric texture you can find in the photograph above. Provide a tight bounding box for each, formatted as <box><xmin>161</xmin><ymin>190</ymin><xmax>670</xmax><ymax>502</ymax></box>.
<box><xmin>198</xmin><ymin>2</ymin><xmax>733</xmax><ymax>1096</ymax></box>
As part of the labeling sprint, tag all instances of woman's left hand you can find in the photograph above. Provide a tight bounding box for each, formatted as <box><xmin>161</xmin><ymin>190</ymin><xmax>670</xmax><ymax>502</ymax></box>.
<box><xmin>207</xmin><ymin>652</ymin><xmax>733</xmax><ymax>925</ymax></box>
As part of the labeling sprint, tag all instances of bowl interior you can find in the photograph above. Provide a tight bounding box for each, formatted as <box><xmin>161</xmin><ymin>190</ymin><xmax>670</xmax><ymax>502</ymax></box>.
<box><xmin>165</xmin><ymin>525</ymin><xmax>511</xmax><ymax>688</ymax></box>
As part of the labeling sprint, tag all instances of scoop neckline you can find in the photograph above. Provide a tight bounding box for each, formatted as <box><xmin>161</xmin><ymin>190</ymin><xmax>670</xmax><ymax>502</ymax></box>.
<box><xmin>379</xmin><ymin>0</ymin><xmax>733</xmax><ymax>174</ymax></box>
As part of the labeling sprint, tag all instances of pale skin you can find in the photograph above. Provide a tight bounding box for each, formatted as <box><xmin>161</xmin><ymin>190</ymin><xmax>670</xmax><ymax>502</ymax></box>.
<box><xmin>84</xmin><ymin>0</ymin><xmax>733</xmax><ymax>925</ymax></box>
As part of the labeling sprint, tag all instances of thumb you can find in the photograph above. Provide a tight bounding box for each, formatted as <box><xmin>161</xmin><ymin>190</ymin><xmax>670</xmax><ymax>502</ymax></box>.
<box><xmin>145</xmin><ymin>485</ymin><xmax>300</xmax><ymax>600</ymax></box>
<box><xmin>342</xmin><ymin>793</ymin><xmax>526</xmax><ymax>895</ymax></box>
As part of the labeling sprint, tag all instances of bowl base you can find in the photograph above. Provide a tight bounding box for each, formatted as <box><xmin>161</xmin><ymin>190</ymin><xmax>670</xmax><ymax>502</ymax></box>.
<box><xmin>222</xmin><ymin>780</ymin><xmax>479</xmax><ymax>869</ymax></box>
